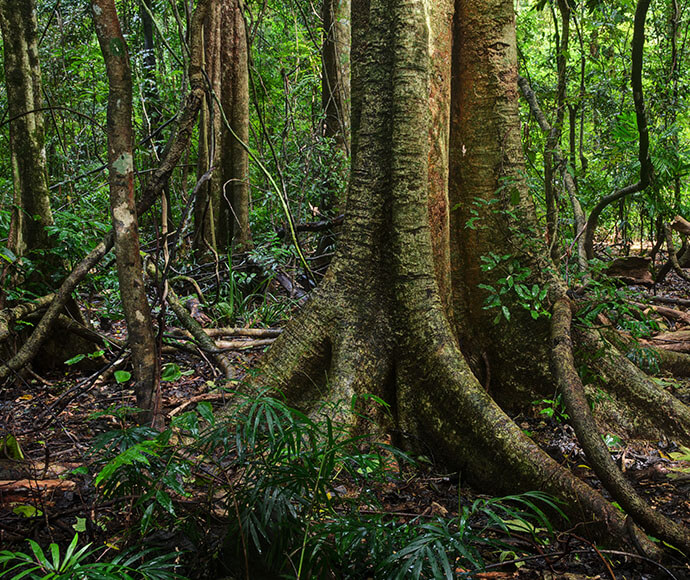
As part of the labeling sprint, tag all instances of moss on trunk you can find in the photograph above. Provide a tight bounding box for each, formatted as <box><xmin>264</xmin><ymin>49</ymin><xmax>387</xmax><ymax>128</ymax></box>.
<box><xmin>0</xmin><ymin>0</ymin><xmax>54</xmax><ymax>258</ymax></box>
<box><xmin>253</xmin><ymin>0</ymin><xmax>690</xmax><ymax>554</ymax></box>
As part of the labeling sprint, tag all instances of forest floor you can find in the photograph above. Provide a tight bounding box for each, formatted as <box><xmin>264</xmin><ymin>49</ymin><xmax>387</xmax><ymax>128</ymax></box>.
<box><xmin>1</xmin><ymin>266</ymin><xmax>690</xmax><ymax>579</ymax></box>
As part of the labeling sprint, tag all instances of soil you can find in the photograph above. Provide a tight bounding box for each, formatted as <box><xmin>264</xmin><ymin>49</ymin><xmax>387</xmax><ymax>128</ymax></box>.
<box><xmin>1</xmin><ymin>271</ymin><xmax>690</xmax><ymax>579</ymax></box>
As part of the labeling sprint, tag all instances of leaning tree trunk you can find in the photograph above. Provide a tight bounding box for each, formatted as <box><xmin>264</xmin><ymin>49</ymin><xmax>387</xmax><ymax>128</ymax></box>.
<box><xmin>0</xmin><ymin>0</ymin><xmax>54</xmax><ymax>259</ymax></box>
<box><xmin>254</xmin><ymin>0</ymin><xmax>690</xmax><ymax>552</ymax></box>
<box><xmin>92</xmin><ymin>0</ymin><xmax>158</xmax><ymax>424</ymax></box>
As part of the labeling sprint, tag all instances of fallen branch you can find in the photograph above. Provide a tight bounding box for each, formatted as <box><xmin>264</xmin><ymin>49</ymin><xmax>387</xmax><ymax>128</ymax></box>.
<box><xmin>663</xmin><ymin>223</ymin><xmax>690</xmax><ymax>283</ymax></box>
<box><xmin>168</xmin><ymin>326</ymin><xmax>282</xmax><ymax>339</ymax></box>
<box><xmin>645</xmin><ymin>294</ymin><xmax>690</xmax><ymax>308</ymax></box>
<box><xmin>146</xmin><ymin>262</ymin><xmax>234</xmax><ymax>379</ymax></box>
<box><xmin>0</xmin><ymin>294</ymin><xmax>55</xmax><ymax>342</ymax></box>
<box><xmin>670</xmin><ymin>215</ymin><xmax>690</xmax><ymax>236</ymax></box>
<box><xmin>167</xmin><ymin>392</ymin><xmax>227</xmax><ymax>417</ymax></box>
<box><xmin>630</xmin><ymin>301</ymin><xmax>690</xmax><ymax>326</ymax></box>
<box><xmin>0</xmin><ymin>479</ymin><xmax>77</xmax><ymax>492</ymax></box>
<box><xmin>215</xmin><ymin>338</ymin><xmax>275</xmax><ymax>350</ymax></box>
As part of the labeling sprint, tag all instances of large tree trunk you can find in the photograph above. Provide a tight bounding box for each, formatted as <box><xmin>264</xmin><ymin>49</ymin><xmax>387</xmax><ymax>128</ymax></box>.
<box><xmin>253</xmin><ymin>0</ymin><xmax>690</xmax><ymax>552</ymax></box>
<box><xmin>0</xmin><ymin>0</ymin><xmax>54</xmax><ymax>259</ymax></box>
<box><xmin>92</xmin><ymin>0</ymin><xmax>158</xmax><ymax>423</ymax></box>
<box><xmin>449</xmin><ymin>0</ymin><xmax>553</xmax><ymax>407</ymax></box>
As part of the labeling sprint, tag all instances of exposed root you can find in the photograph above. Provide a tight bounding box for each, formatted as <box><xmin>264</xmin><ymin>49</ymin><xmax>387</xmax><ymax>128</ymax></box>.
<box><xmin>552</xmin><ymin>297</ymin><xmax>690</xmax><ymax>556</ymax></box>
<box><xmin>653</xmin><ymin>347</ymin><xmax>690</xmax><ymax>377</ymax></box>
<box><xmin>577</xmin><ymin>329</ymin><xmax>690</xmax><ymax>445</ymax></box>
<box><xmin>664</xmin><ymin>223</ymin><xmax>690</xmax><ymax>283</ymax></box>
<box><xmin>405</xmin><ymin>323</ymin><xmax>651</xmax><ymax>552</ymax></box>
<box><xmin>255</xmin><ymin>285</ymin><xmax>335</xmax><ymax>403</ymax></box>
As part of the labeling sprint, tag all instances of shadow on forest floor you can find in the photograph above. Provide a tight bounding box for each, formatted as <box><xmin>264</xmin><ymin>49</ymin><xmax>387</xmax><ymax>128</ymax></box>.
<box><xmin>1</xmin><ymin>269</ymin><xmax>690</xmax><ymax>579</ymax></box>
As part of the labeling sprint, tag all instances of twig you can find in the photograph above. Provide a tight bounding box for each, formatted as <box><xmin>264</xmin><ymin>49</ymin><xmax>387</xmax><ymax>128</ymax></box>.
<box><xmin>167</xmin><ymin>392</ymin><xmax>227</xmax><ymax>417</ymax></box>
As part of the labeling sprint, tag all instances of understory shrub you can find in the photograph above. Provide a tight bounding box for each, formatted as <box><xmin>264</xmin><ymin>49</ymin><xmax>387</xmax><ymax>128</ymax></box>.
<box><xmin>75</xmin><ymin>390</ymin><xmax>563</xmax><ymax>579</ymax></box>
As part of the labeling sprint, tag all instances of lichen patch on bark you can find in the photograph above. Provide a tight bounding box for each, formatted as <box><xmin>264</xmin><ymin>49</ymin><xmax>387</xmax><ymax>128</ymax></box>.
<box><xmin>112</xmin><ymin>152</ymin><xmax>133</xmax><ymax>175</ymax></box>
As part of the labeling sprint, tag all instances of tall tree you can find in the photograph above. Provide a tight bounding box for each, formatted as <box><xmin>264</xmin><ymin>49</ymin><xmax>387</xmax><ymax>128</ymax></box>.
<box><xmin>321</xmin><ymin>0</ymin><xmax>350</xmax><ymax>155</ymax></box>
<box><xmin>252</xmin><ymin>0</ymin><xmax>690</xmax><ymax>552</ymax></box>
<box><xmin>219</xmin><ymin>0</ymin><xmax>252</xmax><ymax>252</ymax></box>
<box><xmin>194</xmin><ymin>0</ymin><xmax>252</xmax><ymax>255</ymax></box>
<box><xmin>0</xmin><ymin>0</ymin><xmax>54</xmax><ymax>261</ymax></box>
<box><xmin>193</xmin><ymin>1</ymin><xmax>222</xmax><ymax>256</ymax></box>
<box><xmin>92</xmin><ymin>0</ymin><xmax>158</xmax><ymax>423</ymax></box>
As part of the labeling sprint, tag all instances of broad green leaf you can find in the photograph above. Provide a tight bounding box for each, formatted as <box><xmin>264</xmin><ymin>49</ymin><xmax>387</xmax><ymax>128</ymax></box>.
<box><xmin>12</xmin><ymin>505</ymin><xmax>42</xmax><ymax>518</ymax></box>
<box><xmin>114</xmin><ymin>370</ymin><xmax>132</xmax><ymax>383</ymax></box>
<box><xmin>161</xmin><ymin>363</ymin><xmax>182</xmax><ymax>382</ymax></box>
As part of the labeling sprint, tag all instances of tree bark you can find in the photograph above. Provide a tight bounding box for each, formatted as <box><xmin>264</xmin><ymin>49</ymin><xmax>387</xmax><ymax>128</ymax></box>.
<box><xmin>239</xmin><ymin>0</ymin><xmax>690</xmax><ymax>554</ymax></box>
<box><xmin>219</xmin><ymin>0</ymin><xmax>252</xmax><ymax>252</ymax></box>
<box><xmin>321</xmin><ymin>0</ymin><xmax>351</xmax><ymax>155</ymax></box>
<box><xmin>0</xmin><ymin>0</ymin><xmax>54</xmax><ymax>258</ymax></box>
<box><xmin>92</xmin><ymin>0</ymin><xmax>158</xmax><ymax>423</ymax></box>
<box><xmin>449</xmin><ymin>0</ymin><xmax>552</xmax><ymax>405</ymax></box>
<box><xmin>193</xmin><ymin>2</ymin><xmax>222</xmax><ymax>256</ymax></box>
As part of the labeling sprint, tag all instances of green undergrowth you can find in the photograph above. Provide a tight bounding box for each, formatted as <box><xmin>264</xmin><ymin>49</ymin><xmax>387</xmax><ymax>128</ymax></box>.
<box><xmin>3</xmin><ymin>391</ymin><xmax>564</xmax><ymax>580</ymax></box>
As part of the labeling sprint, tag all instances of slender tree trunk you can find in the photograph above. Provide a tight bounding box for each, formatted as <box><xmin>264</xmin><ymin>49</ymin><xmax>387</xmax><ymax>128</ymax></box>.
<box><xmin>193</xmin><ymin>2</ymin><xmax>222</xmax><ymax>256</ymax></box>
<box><xmin>583</xmin><ymin>0</ymin><xmax>653</xmax><ymax>259</ymax></box>
<box><xmin>140</xmin><ymin>0</ymin><xmax>163</xmax><ymax>139</ymax></box>
<box><xmin>321</xmin><ymin>0</ymin><xmax>351</xmax><ymax>155</ymax></box>
<box><xmin>0</xmin><ymin>0</ymin><xmax>54</xmax><ymax>258</ymax></box>
<box><xmin>92</xmin><ymin>0</ymin><xmax>158</xmax><ymax>423</ymax></box>
<box><xmin>219</xmin><ymin>0</ymin><xmax>252</xmax><ymax>252</ymax></box>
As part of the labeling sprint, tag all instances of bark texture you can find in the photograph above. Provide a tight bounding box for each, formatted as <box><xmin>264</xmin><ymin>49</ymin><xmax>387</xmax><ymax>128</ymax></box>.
<box><xmin>322</xmin><ymin>0</ymin><xmax>351</xmax><ymax>154</ymax></box>
<box><xmin>251</xmin><ymin>0</ymin><xmax>682</xmax><ymax>551</ymax></box>
<box><xmin>92</xmin><ymin>0</ymin><xmax>158</xmax><ymax>422</ymax></box>
<box><xmin>0</xmin><ymin>0</ymin><xmax>54</xmax><ymax>257</ymax></box>
<box><xmin>220</xmin><ymin>0</ymin><xmax>252</xmax><ymax>251</ymax></box>
<box><xmin>193</xmin><ymin>1</ymin><xmax>223</xmax><ymax>255</ymax></box>
<box><xmin>449</xmin><ymin>0</ymin><xmax>552</xmax><ymax>406</ymax></box>
<box><xmin>194</xmin><ymin>0</ymin><xmax>252</xmax><ymax>254</ymax></box>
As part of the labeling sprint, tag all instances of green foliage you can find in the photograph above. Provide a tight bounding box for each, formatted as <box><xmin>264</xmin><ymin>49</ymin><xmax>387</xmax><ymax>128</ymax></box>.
<box><xmin>85</xmin><ymin>393</ymin><xmax>562</xmax><ymax>579</ymax></box>
<box><xmin>88</xmin><ymin>419</ymin><xmax>192</xmax><ymax>536</ymax></box>
<box><xmin>213</xmin><ymin>251</ymin><xmax>298</xmax><ymax>327</ymax></box>
<box><xmin>0</xmin><ymin>433</ymin><xmax>25</xmax><ymax>460</ymax></box>
<box><xmin>479</xmin><ymin>252</ymin><xmax>550</xmax><ymax>323</ymax></box>
<box><xmin>329</xmin><ymin>491</ymin><xmax>562</xmax><ymax>580</ymax></box>
<box><xmin>533</xmin><ymin>395</ymin><xmax>570</xmax><ymax>423</ymax></box>
<box><xmin>625</xmin><ymin>344</ymin><xmax>660</xmax><ymax>374</ymax></box>
<box><xmin>0</xmin><ymin>533</ymin><xmax>183</xmax><ymax>580</ymax></box>
<box><xmin>574</xmin><ymin>265</ymin><xmax>659</xmax><ymax>338</ymax></box>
